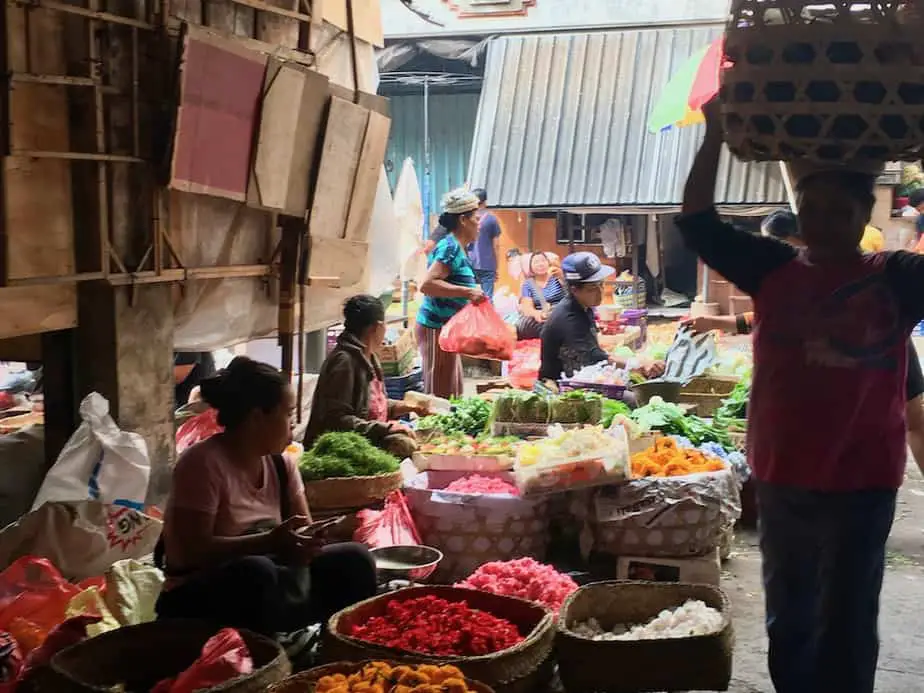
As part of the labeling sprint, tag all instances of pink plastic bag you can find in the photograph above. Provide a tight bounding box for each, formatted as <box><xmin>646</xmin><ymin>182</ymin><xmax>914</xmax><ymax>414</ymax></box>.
<box><xmin>439</xmin><ymin>302</ymin><xmax>515</xmax><ymax>361</ymax></box>
<box><xmin>508</xmin><ymin>340</ymin><xmax>541</xmax><ymax>389</ymax></box>
<box><xmin>354</xmin><ymin>492</ymin><xmax>421</xmax><ymax>549</ymax></box>
<box><xmin>152</xmin><ymin>628</ymin><xmax>253</xmax><ymax>693</ymax></box>
<box><xmin>175</xmin><ymin>409</ymin><xmax>223</xmax><ymax>455</ymax></box>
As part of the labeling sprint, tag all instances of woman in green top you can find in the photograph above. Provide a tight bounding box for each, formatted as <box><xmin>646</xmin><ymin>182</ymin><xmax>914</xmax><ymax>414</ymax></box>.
<box><xmin>416</xmin><ymin>188</ymin><xmax>485</xmax><ymax>398</ymax></box>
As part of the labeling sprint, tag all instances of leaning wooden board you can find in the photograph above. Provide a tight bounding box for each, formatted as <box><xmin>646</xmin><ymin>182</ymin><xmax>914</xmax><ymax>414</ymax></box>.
<box><xmin>310</xmin><ymin>96</ymin><xmax>369</xmax><ymax>239</ymax></box>
<box><xmin>247</xmin><ymin>60</ymin><xmax>329</xmax><ymax>215</ymax></box>
<box><xmin>345</xmin><ymin>110</ymin><xmax>391</xmax><ymax>241</ymax></box>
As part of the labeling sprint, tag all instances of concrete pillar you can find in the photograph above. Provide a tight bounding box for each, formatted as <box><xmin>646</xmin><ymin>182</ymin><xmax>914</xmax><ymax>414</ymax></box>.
<box><xmin>74</xmin><ymin>282</ymin><xmax>175</xmax><ymax>506</ymax></box>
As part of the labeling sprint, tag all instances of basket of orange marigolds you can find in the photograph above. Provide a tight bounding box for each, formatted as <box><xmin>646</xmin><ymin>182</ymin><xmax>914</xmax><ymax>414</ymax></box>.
<box><xmin>574</xmin><ymin>437</ymin><xmax>741</xmax><ymax>560</ymax></box>
<box><xmin>268</xmin><ymin>660</ymin><xmax>496</xmax><ymax>693</ymax></box>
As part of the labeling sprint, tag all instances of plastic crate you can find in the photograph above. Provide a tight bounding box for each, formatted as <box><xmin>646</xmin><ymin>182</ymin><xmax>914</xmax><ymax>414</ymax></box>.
<box><xmin>385</xmin><ymin>368</ymin><xmax>423</xmax><ymax>400</ymax></box>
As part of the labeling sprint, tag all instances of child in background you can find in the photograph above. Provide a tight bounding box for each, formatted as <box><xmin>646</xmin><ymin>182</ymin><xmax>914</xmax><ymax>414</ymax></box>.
<box><xmin>679</xmin><ymin>99</ymin><xmax>924</xmax><ymax>693</ymax></box>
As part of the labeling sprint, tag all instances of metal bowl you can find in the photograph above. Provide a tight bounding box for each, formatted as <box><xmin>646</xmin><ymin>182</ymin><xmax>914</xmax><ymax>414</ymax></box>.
<box><xmin>370</xmin><ymin>544</ymin><xmax>443</xmax><ymax>582</ymax></box>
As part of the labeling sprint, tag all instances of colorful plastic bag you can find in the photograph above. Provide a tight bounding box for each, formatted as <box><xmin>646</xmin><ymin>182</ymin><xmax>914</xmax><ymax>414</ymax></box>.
<box><xmin>354</xmin><ymin>491</ymin><xmax>421</xmax><ymax>549</ymax></box>
<box><xmin>175</xmin><ymin>408</ymin><xmax>223</xmax><ymax>455</ymax></box>
<box><xmin>151</xmin><ymin>628</ymin><xmax>253</xmax><ymax>693</ymax></box>
<box><xmin>0</xmin><ymin>557</ymin><xmax>102</xmax><ymax>654</ymax></box>
<box><xmin>508</xmin><ymin>340</ymin><xmax>541</xmax><ymax>390</ymax></box>
<box><xmin>439</xmin><ymin>302</ymin><xmax>516</xmax><ymax>361</ymax></box>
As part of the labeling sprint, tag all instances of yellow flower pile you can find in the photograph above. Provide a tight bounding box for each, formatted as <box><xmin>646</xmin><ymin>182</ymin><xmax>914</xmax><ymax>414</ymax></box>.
<box><xmin>630</xmin><ymin>437</ymin><xmax>725</xmax><ymax>478</ymax></box>
<box><xmin>316</xmin><ymin>662</ymin><xmax>473</xmax><ymax>693</ymax></box>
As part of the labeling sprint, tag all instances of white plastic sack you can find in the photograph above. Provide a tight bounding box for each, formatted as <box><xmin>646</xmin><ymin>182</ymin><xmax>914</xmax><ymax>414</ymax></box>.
<box><xmin>394</xmin><ymin>158</ymin><xmax>425</xmax><ymax>282</ymax></box>
<box><xmin>32</xmin><ymin>393</ymin><xmax>150</xmax><ymax>511</ymax></box>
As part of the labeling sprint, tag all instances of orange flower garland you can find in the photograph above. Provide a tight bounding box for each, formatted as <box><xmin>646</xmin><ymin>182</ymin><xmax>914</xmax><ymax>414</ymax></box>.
<box><xmin>630</xmin><ymin>437</ymin><xmax>726</xmax><ymax>478</ymax></box>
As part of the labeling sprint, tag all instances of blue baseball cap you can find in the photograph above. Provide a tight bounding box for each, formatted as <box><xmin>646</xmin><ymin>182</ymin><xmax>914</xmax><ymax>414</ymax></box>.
<box><xmin>561</xmin><ymin>252</ymin><xmax>615</xmax><ymax>284</ymax></box>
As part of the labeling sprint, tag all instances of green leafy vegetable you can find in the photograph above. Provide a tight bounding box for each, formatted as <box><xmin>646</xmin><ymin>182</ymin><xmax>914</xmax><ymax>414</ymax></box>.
<box><xmin>714</xmin><ymin>380</ymin><xmax>749</xmax><ymax>430</ymax></box>
<box><xmin>601</xmin><ymin>398</ymin><xmax>632</xmax><ymax>428</ymax></box>
<box><xmin>298</xmin><ymin>431</ymin><xmax>400</xmax><ymax>481</ymax></box>
<box><xmin>630</xmin><ymin>396</ymin><xmax>733</xmax><ymax>449</ymax></box>
<box><xmin>416</xmin><ymin>396</ymin><xmax>492</xmax><ymax>436</ymax></box>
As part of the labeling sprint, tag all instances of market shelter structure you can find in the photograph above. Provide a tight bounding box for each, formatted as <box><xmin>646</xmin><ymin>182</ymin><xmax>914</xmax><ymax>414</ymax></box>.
<box><xmin>467</xmin><ymin>27</ymin><xmax>788</xmax><ymax>304</ymax></box>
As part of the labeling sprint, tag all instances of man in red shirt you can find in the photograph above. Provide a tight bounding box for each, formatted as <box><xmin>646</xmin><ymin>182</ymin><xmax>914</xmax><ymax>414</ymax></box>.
<box><xmin>679</xmin><ymin>101</ymin><xmax>924</xmax><ymax>693</ymax></box>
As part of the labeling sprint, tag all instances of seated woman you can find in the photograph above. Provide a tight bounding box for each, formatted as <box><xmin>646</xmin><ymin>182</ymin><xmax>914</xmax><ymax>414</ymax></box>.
<box><xmin>516</xmin><ymin>252</ymin><xmax>566</xmax><ymax>340</ymax></box>
<box><xmin>156</xmin><ymin>356</ymin><xmax>377</xmax><ymax>635</ymax></box>
<box><xmin>304</xmin><ymin>295</ymin><xmax>425</xmax><ymax>458</ymax></box>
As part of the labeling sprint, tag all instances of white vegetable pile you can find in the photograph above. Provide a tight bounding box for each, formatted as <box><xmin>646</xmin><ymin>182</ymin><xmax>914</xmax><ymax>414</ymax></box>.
<box><xmin>570</xmin><ymin>600</ymin><xmax>723</xmax><ymax>641</ymax></box>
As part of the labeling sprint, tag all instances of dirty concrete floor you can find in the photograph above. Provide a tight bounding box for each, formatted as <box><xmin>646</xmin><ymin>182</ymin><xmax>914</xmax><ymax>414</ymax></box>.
<box><xmin>722</xmin><ymin>461</ymin><xmax>924</xmax><ymax>692</ymax></box>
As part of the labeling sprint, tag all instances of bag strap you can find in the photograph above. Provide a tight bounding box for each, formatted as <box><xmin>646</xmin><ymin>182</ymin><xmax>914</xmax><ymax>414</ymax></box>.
<box><xmin>272</xmin><ymin>453</ymin><xmax>291</xmax><ymax>521</ymax></box>
<box><xmin>527</xmin><ymin>278</ymin><xmax>551</xmax><ymax>313</ymax></box>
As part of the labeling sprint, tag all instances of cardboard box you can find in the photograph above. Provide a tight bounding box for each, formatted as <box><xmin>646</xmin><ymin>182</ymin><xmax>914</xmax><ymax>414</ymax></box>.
<box><xmin>617</xmin><ymin>550</ymin><xmax>721</xmax><ymax>586</ymax></box>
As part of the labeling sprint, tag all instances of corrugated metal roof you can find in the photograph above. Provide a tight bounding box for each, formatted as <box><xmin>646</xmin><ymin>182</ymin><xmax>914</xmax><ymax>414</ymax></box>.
<box><xmin>384</xmin><ymin>92</ymin><xmax>480</xmax><ymax>216</ymax></box>
<box><xmin>468</xmin><ymin>27</ymin><xmax>788</xmax><ymax>209</ymax></box>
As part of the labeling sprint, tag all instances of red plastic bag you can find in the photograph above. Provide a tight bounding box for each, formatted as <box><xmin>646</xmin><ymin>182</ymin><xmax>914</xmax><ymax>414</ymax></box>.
<box><xmin>0</xmin><ymin>558</ymin><xmax>86</xmax><ymax>654</ymax></box>
<box><xmin>152</xmin><ymin>628</ymin><xmax>253</xmax><ymax>693</ymax></box>
<box><xmin>175</xmin><ymin>409</ymin><xmax>223</xmax><ymax>455</ymax></box>
<box><xmin>354</xmin><ymin>491</ymin><xmax>421</xmax><ymax>549</ymax></box>
<box><xmin>439</xmin><ymin>302</ymin><xmax>516</xmax><ymax>361</ymax></box>
<box><xmin>508</xmin><ymin>340</ymin><xmax>541</xmax><ymax>390</ymax></box>
<box><xmin>17</xmin><ymin>614</ymin><xmax>100</xmax><ymax>684</ymax></box>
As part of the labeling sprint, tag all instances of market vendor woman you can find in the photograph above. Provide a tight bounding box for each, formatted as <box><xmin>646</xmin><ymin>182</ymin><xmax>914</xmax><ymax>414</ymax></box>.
<box><xmin>538</xmin><ymin>252</ymin><xmax>664</xmax><ymax>387</ymax></box>
<box><xmin>305</xmin><ymin>294</ymin><xmax>426</xmax><ymax>458</ymax></box>
<box><xmin>157</xmin><ymin>356</ymin><xmax>376</xmax><ymax>635</ymax></box>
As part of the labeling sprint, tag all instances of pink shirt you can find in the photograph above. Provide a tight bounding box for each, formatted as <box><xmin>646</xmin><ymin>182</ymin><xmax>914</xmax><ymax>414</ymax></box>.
<box><xmin>750</xmin><ymin>253</ymin><xmax>908</xmax><ymax>491</ymax></box>
<box><xmin>162</xmin><ymin>436</ymin><xmax>305</xmax><ymax>574</ymax></box>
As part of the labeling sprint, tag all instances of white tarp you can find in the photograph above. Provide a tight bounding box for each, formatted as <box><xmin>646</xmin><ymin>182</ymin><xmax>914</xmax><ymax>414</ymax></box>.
<box><xmin>394</xmin><ymin>158</ymin><xmax>425</xmax><ymax>282</ymax></box>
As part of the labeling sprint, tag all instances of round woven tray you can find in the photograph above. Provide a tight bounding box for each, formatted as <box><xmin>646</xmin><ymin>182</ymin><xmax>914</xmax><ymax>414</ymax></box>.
<box><xmin>321</xmin><ymin>586</ymin><xmax>555</xmax><ymax>693</ymax></box>
<box><xmin>722</xmin><ymin>1</ymin><xmax>924</xmax><ymax>163</ymax></box>
<box><xmin>304</xmin><ymin>470</ymin><xmax>404</xmax><ymax>510</ymax></box>
<box><xmin>24</xmin><ymin>620</ymin><xmax>290</xmax><ymax>693</ymax></box>
<box><xmin>556</xmin><ymin>581</ymin><xmax>733</xmax><ymax>693</ymax></box>
<box><xmin>267</xmin><ymin>660</ymin><xmax>496</xmax><ymax>693</ymax></box>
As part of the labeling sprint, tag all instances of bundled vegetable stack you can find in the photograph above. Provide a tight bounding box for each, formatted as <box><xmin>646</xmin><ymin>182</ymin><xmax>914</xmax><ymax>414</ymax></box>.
<box><xmin>299</xmin><ymin>432</ymin><xmax>400</xmax><ymax>481</ymax></box>
<box><xmin>315</xmin><ymin>662</ymin><xmax>475</xmax><ymax>693</ymax></box>
<box><xmin>492</xmin><ymin>390</ymin><xmax>602</xmax><ymax>425</ymax></box>
<box><xmin>630</xmin><ymin>437</ymin><xmax>725</xmax><ymax>478</ymax></box>
<box><xmin>417</xmin><ymin>397</ymin><xmax>492</xmax><ymax>437</ymax></box>
<box><xmin>570</xmin><ymin>600</ymin><xmax>723</xmax><ymax>641</ymax></box>
<box><xmin>444</xmin><ymin>475</ymin><xmax>520</xmax><ymax>496</ymax></box>
<box><xmin>456</xmin><ymin>558</ymin><xmax>578</xmax><ymax>614</ymax></box>
<box><xmin>349</xmin><ymin>595</ymin><xmax>523</xmax><ymax>656</ymax></box>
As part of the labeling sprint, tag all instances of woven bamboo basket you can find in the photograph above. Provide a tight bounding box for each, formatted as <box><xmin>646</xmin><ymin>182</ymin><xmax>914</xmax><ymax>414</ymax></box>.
<box><xmin>267</xmin><ymin>660</ymin><xmax>496</xmax><ymax>693</ymax></box>
<box><xmin>678</xmin><ymin>375</ymin><xmax>738</xmax><ymax>417</ymax></box>
<box><xmin>721</xmin><ymin>0</ymin><xmax>924</xmax><ymax>163</ymax></box>
<box><xmin>556</xmin><ymin>581</ymin><xmax>734</xmax><ymax>693</ymax></box>
<box><xmin>23</xmin><ymin>620</ymin><xmax>290</xmax><ymax>693</ymax></box>
<box><xmin>322</xmin><ymin>586</ymin><xmax>555</xmax><ymax>693</ymax></box>
<box><xmin>304</xmin><ymin>470</ymin><xmax>404</xmax><ymax>510</ymax></box>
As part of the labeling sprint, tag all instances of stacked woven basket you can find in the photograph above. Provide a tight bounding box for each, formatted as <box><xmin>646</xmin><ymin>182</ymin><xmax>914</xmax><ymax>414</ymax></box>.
<box><xmin>721</xmin><ymin>0</ymin><xmax>924</xmax><ymax>165</ymax></box>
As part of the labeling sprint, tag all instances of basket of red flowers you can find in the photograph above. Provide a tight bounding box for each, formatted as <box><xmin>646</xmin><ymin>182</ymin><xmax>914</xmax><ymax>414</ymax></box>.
<box><xmin>321</xmin><ymin>586</ymin><xmax>555</xmax><ymax>693</ymax></box>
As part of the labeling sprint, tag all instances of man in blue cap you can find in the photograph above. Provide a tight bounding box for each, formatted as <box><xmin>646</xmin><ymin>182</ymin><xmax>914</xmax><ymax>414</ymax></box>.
<box><xmin>538</xmin><ymin>252</ymin><xmax>663</xmax><ymax>387</ymax></box>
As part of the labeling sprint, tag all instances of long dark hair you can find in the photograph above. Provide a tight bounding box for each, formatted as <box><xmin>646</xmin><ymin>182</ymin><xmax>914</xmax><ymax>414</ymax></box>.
<box><xmin>199</xmin><ymin>357</ymin><xmax>287</xmax><ymax>429</ymax></box>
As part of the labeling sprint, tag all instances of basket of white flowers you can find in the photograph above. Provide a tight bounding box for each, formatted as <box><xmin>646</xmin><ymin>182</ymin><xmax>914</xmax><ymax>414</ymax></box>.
<box><xmin>556</xmin><ymin>581</ymin><xmax>734</xmax><ymax>693</ymax></box>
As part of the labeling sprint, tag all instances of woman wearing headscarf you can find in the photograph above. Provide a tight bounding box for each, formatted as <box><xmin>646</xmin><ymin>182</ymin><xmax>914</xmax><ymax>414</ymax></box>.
<box><xmin>516</xmin><ymin>252</ymin><xmax>566</xmax><ymax>340</ymax></box>
<box><xmin>416</xmin><ymin>188</ymin><xmax>485</xmax><ymax>398</ymax></box>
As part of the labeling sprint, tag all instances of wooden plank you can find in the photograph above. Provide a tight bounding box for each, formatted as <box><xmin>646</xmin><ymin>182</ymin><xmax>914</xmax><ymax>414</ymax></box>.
<box><xmin>344</xmin><ymin>110</ymin><xmax>389</xmax><ymax>241</ymax></box>
<box><xmin>316</xmin><ymin>0</ymin><xmax>383</xmax><ymax>47</ymax></box>
<box><xmin>329</xmin><ymin>83</ymin><xmax>389</xmax><ymax>116</ymax></box>
<box><xmin>0</xmin><ymin>285</ymin><xmax>77</xmax><ymax>339</ymax></box>
<box><xmin>0</xmin><ymin>335</ymin><xmax>42</xmax><ymax>362</ymax></box>
<box><xmin>248</xmin><ymin>62</ymin><xmax>328</xmax><ymax>215</ymax></box>
<box><xmin>4</xmin><ymin>4</ymin><xmax>74</xmax><ymax>282</ymax></box>
<box><xmin>309</xmin><ymin>96</ymin><xmax>368</xmax><ymax>239</ymax></box>
<box><xmin>307</xmin><ymin>236</ymin><xmax>367</xmax><ymax>289</ymax></box>
<box><xmin>170</xmin><ymin>26</ymin><xmax>267</xmax><ymax>202</ymax></box>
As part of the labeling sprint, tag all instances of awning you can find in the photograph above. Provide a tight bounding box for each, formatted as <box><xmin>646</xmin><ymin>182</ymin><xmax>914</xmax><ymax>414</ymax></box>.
<box><xmin>467</xmin><ymin>27</ymin><xmax>788</xmax><ymax>210</ymax></box>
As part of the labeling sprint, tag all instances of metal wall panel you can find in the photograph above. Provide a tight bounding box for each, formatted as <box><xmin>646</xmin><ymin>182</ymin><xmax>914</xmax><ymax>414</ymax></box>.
<box><xmin>468</xmin><ymin>28</ymin><xmax>788</xmax><ymax>209</ymax></box>
<box><xmin>385</xmin><ymin>92</ymin><xmax>481</xmax><ymax>214</ymax></box>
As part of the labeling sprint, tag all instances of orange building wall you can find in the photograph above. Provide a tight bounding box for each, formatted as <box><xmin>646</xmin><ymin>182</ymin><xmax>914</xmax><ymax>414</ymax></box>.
<box><xmin>492</xmin><ymin>210</ymin><xmax>615</xmax><ymax>295</ymax></box>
